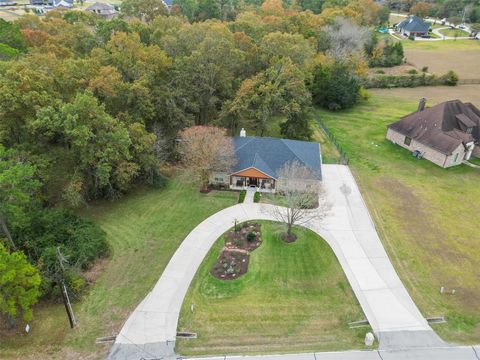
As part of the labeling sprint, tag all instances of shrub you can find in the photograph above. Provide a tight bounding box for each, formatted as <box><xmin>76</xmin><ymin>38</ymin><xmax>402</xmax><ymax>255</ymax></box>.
<box><xmin>407</xmin><ymin>69</ymin><xmax>418</xmax><ymax>74</ymax></box>
<box><xmin>253</xmin><ymin>192</ymin><xmax>261</xmax><ymax>202</ymax></box>
<box><xmin>375</xmin><ymin>69</ymin><xmax>385</xmax><ymax>74</ymax></box>
<box><xmin>421</xmin><ymin>66</ymin><xmax>429</xmax><ymax>73</ymax></box>
<box><xmin>440</xmin><ymin>70</ymin><xmax>459</xmax><ymax>86</ymax></box>
<box><xmin>238</xmin><ymin>190</ymin><xmax>246</xmax><ymax>203</ymax></box>
<box><xmin>247</xmin><ymin>232</ymin><xmax>257</xmax><ymax>242</ymax></box>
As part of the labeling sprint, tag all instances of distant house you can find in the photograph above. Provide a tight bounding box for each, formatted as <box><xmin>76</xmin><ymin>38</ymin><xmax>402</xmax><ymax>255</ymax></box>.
<box><xmin>0</xmin><ymin>0</ymin><xmax>17</xmax><ymax>6</ymax></box>
<box><xmin>85</xmin><ymin>2</ymin><xmax>117</xmax><ymax>18</ymax></box>
<box><xmin>396</xmin><ymin>15</ymin><xmax>430</xmax><ymax>37</ymax></box>
<box><xmin>210</xmin><ymin>129</ymin><xmax>322</xmax><ymax>193</ymax></box>
<box><xmin>386</xmin><ymin>99</ymin><xmax>480</xmax><ymax>168</ymax></box>
<box><xmin>29</xmin><ymin>0</ymin><xmax>73</xmax><ymax>7</ymax></box>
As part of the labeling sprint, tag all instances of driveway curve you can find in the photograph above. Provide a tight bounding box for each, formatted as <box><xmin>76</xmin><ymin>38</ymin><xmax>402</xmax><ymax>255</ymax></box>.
<box><xmin>107</xmin><ymin>165</ymin><xmax>443</xmax><ymax>360</ymax></box>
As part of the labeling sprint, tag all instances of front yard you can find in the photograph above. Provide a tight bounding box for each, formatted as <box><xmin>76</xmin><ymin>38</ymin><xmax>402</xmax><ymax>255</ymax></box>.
<box><xmin>176</xmin><ymin>221</ymin><xmax>369</xmax><ymax>356</ymax></box>
<box><xmin>0</xmin><ymin>180</ymin><xmax>237</xmax><ymax>359</ymax></box>
<box><xmin>314</xmin><ymin>92</ymin><xmax>480</xmax><ymax>344</ymax></box>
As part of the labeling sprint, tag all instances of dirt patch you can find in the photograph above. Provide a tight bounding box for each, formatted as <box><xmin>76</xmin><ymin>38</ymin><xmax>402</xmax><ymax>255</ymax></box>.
<box><xmin>370</xmin><ymin>84</ymin><xmax>480</xmax><ymax>105</ymax></box>
<box><xmin>211</xmin><ymin>223</ymin><xmax>262</xmax><ymax>280</ymax></box>
<box><xmin>83</xmin><ymin>257</ymin><xmax>109</xmax><ymax>284</ymax></box>
<box><xmin>210</xmin><ymin>250</ymin><xmax>249</xmax><ymax>280</ymax></box>
<box><xmin>281</xmin><ymin>233</ymin><xmax>298</xmax><ymax>243</ymax></box>
<box><xmin>369</xmin><ymin>63</ymin><xmax>419</xmax><ymax>77</ymax></box>
<box><xmin>405</xmin><ymin>49</ymin><xmax>480</xmax><ymax>79</ymax></box>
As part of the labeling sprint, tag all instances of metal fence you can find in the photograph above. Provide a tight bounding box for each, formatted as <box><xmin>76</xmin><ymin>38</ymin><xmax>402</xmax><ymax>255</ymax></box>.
<box><xmin>314</xmin><ymin>113</ymin><xmax>349</xmax><ymax>165</ymax></box>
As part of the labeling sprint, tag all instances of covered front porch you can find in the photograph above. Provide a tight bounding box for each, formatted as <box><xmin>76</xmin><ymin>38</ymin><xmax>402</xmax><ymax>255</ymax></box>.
<box><xmin>229</xmin><ymin>167</ymin><xmax>276</xmax><ymax>192</ymax></box>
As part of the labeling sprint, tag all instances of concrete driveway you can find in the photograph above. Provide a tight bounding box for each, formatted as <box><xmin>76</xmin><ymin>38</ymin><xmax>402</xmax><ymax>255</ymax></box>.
<box><xmin>107</xmin><ymin>165</ymin><xmax>449</xmax><ymax>360</ymax></box>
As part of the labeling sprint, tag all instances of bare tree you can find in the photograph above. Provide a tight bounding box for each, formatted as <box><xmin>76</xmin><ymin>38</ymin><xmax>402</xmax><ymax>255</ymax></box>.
<box><xmin>177</xmin><ymin>126</ymin><xmax>236</xmax><ymax>192</ymax></box>
<box><xmin>270</xmin><ymin>161</ymin><xmax>330</xmax><ymax>241</ymax></box>
<box><xmin>326</xmin><ymin>18</ymin><xmax>371</xmax><ymax>60</ymax></box>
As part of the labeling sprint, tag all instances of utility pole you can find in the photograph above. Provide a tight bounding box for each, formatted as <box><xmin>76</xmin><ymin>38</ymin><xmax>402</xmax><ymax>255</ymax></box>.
<box><xmin>56</xmin><ymin>247</ymin><xmax>77</xmax><ymax>328</ymax></box>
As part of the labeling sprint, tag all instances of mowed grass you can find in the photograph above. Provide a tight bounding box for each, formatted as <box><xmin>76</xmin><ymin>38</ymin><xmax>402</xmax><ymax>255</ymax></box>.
<box><xmin>0</xmin><ymin>181</ymin><xmax>237</xmax><ymax>360</ymax></box>
<box><xmin>176</xmin><ymin>221</ymin><xmax>369</xmax><ymax>356</ymax></box>
<box><xmin>314</xmin><ymin>92</ymin><xmax>480</xmax><ymax>344</ymax></box>
<box><xmin>437</xmin><ymin>28</ymin><xmax>470</xmax><ymax>38</ymax></box>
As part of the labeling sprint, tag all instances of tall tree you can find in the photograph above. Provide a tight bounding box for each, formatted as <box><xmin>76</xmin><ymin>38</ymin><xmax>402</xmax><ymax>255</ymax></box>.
<box><xmin>120</xmin><ymin>0</ymin><xmax>168</xmax><ymax>22</ymax></box>
<box><xmin>0</xmin><ymin>244</ymin><xmax>41</xmax><ymax>324</ymax></box>
<box><xmin>177</xmin><ymin>126</ymin><xmax>235</xmax><ymax>192</ymax></box>
<box><xmin>224</xmin><ymin>58</ymin><xmax>310</xmax><ymax>136</ymax></box>
<box><xmin>270</xmin><ymin>160</ymin><xmax>329</xmax><ymax>241</ymax></box>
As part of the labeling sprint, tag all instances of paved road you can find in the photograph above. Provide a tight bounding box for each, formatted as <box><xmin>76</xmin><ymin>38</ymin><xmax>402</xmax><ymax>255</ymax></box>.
<box><xmin>107</xmin><ymin>165</ymin><xmax>443</xmax><ymax>360</ymax></box>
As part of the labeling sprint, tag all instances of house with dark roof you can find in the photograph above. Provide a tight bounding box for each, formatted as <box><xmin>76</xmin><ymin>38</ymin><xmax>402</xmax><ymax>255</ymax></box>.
<box><xmin>86</xmin><ymin>2</ymin><xmax>117</xmax><ymax>18</ymax></box>
<box><xmin>386</xmin><ymin>99</ymin><xmax>480</xmax><ymax>168</ymax></box>
<box><xmin>395</xmin><ymin>15</ymin><xmax>430</xmax><ymax>37</ymax></box>
<box><xmin>210</xmin><ymin>129</ymin><xmax>322</xmax><ymax>192</ymax></box>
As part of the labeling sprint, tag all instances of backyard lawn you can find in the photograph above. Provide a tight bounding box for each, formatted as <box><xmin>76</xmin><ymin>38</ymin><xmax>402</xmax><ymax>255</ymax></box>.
<box><xmin>314</xmin><ymin>92</ymin><xmax>480</xmax><ymax>344</ymax></box>
<box><xmin>0</xmin><ymin>180</ymin><xmax>237</xmax><ymax>360</ymax></box>
<box><xmin>176</xmin><ymin>221</ymin><xmax>369</xmax><ymax>356</ymax></box>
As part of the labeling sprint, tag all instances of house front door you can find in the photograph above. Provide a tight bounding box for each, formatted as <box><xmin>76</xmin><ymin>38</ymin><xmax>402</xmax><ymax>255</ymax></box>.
<box><xmin>248</xmin><ymin>177</ymin><xmax>258</xmax><ymax>186</ymax></box>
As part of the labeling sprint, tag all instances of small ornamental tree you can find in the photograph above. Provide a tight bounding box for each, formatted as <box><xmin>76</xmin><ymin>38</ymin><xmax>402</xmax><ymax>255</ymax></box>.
<box><xmin>270</xmin><ymin>161</ymin><xmax>330</xmax><ymax>241</ymax></box>
<box><xmin>178</xmin><ymin>126</ymin><xmax>235</xmax><ymax>192</ymax></box>
<box><xmin>0</xmin><ymin>244</ymin><xmax>41</xmax><ymax>324</ymax></box>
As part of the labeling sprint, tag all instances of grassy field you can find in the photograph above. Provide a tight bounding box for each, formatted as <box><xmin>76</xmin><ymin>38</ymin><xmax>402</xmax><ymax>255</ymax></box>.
<box><xmin>438</xmin><ymin>28</ymin><xmax>470</xmax><ymax>38</ymax></box>
<box><xmin>177</xmin><ymin>221</ymin><xmax>369</xmax><ymax>356</ymax></box>
<box><xmin>0</xmin><ymin>180</ymin><xmax>237</xmax><ymax>360</ymax></box>
<box><xmin>401</xmin><ymin>40</ymin><xmax>480</xmax><ymax>79</ymax></box>
<box><xmin>314</xmin><ymin>91</ymin><xmax>480</xmax><ymax>345</ymax></box>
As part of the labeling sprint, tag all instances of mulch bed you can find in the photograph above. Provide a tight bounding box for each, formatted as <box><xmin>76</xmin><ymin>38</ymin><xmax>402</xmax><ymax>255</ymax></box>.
<box><xmin>210</xmin><ymin>223</ymin><xmax>262</xmax><ymax>281</ymax></box>
<box><xmin>281</xmin><ymin>233</ymin><xmax>297</xmax><ymax>243</ymax></box>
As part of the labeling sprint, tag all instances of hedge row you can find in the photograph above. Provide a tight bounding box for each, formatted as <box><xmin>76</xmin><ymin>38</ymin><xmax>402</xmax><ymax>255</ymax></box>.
<box><xmin>238</xmin><ymin>190</ymin><xmax>246</xmax><ymax>203</ymax></box>
<box><xmin>364</xmin><ymin>70</ymin><xmax>459</xmax><ymax>89</ymax></box>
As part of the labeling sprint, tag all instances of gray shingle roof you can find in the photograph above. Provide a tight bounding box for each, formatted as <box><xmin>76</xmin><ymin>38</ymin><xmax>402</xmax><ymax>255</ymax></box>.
<box><xmin>397</xmin><ymin>15</ymin><xmax>430</xmax><ymax>33</ymax></box>
<box><xmin>232</xmin><ymin>136</ymin><xmax>322</xmax><ymax>180</ymax></box>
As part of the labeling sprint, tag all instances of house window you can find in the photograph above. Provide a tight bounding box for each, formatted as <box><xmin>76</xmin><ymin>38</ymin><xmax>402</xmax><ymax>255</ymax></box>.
<box><xmin>404</xmin><ymin>136</ymin><xmax>412</xmax><ymax>146</ymax></box>
<box><xmin>214</xmin><ymin>177</ymin><xmax>223</xmax><ymax>182</ymax></box>
<box><xmin>453</xmin><ymin>153</ymin><xmax>459</xmax><ymax>162</ymax></box>
<box><xmin>466</xmin><ymin>127</ymin><xmax>473</xmax><ymax>134</ymax></box>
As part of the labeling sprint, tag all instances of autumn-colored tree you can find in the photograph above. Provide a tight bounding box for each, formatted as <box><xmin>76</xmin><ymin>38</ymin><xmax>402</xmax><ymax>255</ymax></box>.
<box><xmin>410</xmin><ymin>2</ymin><xmax>429</xmax><ymax>19</ymax></box>
<box><xmin>261</xmin><ymin>0</ymin><xmax>285</xmax><ymax>17</ymax></box>
<box><xmin>120</xmin><ymin>0</ymin><xmax>168</xmax><ymax>22</ymax></box>
<box><xmin>178</xmin><ymin>126</ymin><xmax>235</xmax><ymax>192</ymax></box>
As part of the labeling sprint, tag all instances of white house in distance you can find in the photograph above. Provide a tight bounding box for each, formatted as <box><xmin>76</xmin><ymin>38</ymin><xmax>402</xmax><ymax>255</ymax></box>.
<box><xmin>210</xmin><ymin>129</ymin><xmax>322</xmax><ymax>193</ymax></box>
<box><xmin>85</xmin><ymin>2</ymin><xmax>118</xmax><ymax>18</ymax></box>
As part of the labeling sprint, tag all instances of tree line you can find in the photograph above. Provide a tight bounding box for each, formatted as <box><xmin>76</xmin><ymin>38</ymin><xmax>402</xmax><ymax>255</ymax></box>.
<box><xmin>0</xmin><ymin>0</ymin><xmax>399</xmax><ymax>325</ymax></box>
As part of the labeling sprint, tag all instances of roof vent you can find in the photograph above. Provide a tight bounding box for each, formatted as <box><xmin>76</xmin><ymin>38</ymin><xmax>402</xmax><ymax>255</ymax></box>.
<box><xmin>240</xmin><ymin>128</ymin><xmax>246</xmax><ymax>137</ymax></box>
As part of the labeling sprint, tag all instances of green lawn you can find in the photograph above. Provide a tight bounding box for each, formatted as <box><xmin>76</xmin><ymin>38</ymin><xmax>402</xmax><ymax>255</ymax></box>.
<box><xmin>176</xmin><ymin>221</ymin><xmax>369</xmax><ymax>356</ymax></box>
<box><xmin>402</xmin><ymin>39</ymin><xmax>480</xmax><ymax>51</ymax></box>
<box><xmin>314</xmin><ymin>95</ymin><xmax>480</xmax><ymax>344</ymax></box>
<box><xmin>0</xmin><ymin>181</ymin><xmax>237</xmax><ymax>359</ymax></box>
<box><xmin>438</xmin><ymin>28</ymin><xmax>470</xmax><ymax>38</ymax></box>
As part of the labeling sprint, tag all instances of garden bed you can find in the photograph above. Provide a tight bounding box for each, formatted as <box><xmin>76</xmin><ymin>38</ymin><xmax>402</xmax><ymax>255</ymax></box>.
<box><xmin>210</xmin><ymin>223</ymin><xmax>262</xmax><ymax>280</ymax></box>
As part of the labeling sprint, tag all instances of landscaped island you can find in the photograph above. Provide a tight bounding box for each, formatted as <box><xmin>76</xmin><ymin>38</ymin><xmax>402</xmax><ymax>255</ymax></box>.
<box><xmin>177</xmin><ymin>221</ymin><xmax>369</xmax><ymax>356</ymax></box>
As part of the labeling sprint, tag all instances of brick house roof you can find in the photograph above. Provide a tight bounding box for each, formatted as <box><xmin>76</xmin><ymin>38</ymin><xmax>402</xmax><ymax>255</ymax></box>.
<box><xmin>388</xmin><ymin>100</ymin><xmax>480</xmax><ymax>155</ymax></box>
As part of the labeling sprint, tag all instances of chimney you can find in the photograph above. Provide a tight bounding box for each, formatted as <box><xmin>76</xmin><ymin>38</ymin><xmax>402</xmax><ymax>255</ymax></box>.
<box><xmin>418</xmin><ymin>98</ymin><xmax>427</xmax><ymax>112</ymax></box>
<box><xmin>240</xmin><ymin>128</ymin><xmax>246</xmax><ymax>137</ymax></box>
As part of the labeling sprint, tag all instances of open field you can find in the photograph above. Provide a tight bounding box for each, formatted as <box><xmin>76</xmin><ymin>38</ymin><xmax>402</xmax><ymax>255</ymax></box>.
<box><xmin>402</xmin><ymin>40</ymin><xmax>480</xmax><ymax>79</ymax></box>
<box><xmin>0</xmin><ymin>181</ymin><xmax>237</xmax><ymax>360</ymax></box>
<box><xmin>177</xmin><ymin>221</ymin><xmax>369</xmax><ymax>356</ymax></box>
<box><xmin>0</xmin><ymin>9</ymin><xmax>21</xmax><ymax>21</ymax></box>
<box><xmin>370</xmin><ymin>84</ymin><xmax>480</xmax><ymax>104</ymax></box>
<box><xmin>314</xmin><ymin>89</ymin><xmax>480</xmax><ymax>345</ymax></box>
<box><xmin>438</xmin><ymin>28</ymin><xmax>470</xmax><ymax>38</ymax></box>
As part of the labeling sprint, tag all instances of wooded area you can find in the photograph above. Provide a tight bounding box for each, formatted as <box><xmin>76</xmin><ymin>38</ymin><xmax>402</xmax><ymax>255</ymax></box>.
<box><xmin>0</xmin><ymin>0</ymin><xmax>402</xmax><ymax>326</ymax></box>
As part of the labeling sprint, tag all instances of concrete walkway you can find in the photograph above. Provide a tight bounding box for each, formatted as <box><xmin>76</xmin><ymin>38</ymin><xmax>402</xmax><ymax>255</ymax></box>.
<box><xmin>244</xmin><ymin>189</ymin><xmax>255</xmax><ymax>203</ymax></box>
<box><xmin>107</xmin><ymin>165</ymin><xmax>444</xmax><ymax>360</ymax></box>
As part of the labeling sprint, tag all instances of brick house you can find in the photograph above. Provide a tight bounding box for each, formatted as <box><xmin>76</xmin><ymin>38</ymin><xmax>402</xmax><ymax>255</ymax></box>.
<box><xmin>210</xmin><ymin>129</ymin><xmax>322</xmax><ymax>193</ymax></box>
<box><xmin>386</xmin><ymin>99</ymin><xmax>480</xmax><ymax>168</ymax></box>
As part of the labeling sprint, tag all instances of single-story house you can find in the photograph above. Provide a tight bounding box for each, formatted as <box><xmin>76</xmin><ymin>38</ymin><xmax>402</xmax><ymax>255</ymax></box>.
<box><xmin>210</xmin><ymin>129</ymin><xmax>322</xmax><ymax>193</ymax></box>
<box><xmin>85</xmin><ymin>2</ymin><xmax>117</xmax><ymax>18</ymax></box>
<box><xmin>386</xmin><ymin>99</ymin><xmax>480</xmax><ymax>168</ymax></box>
<box><xmin>396</xmin><ymin>15</ymin><xmax>430</xmax><ymax>37</ymax></box>
<box><xmin>30</xmin><ymin>0</ymin><xmax>73</xmax><ymax>7</ymax></box>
